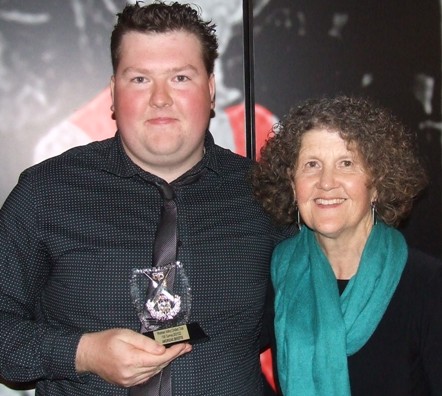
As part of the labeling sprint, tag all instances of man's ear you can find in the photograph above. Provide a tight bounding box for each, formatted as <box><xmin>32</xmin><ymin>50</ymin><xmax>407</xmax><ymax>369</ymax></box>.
<box><xmin>209</xmin><ymin>74</ymin><xmax>216</xmax><ymax>110</ymax></box>
<box><xmin>110</xmin><ymin>75</ymin><xmax>115</xmax><ymax>105</ymax></box>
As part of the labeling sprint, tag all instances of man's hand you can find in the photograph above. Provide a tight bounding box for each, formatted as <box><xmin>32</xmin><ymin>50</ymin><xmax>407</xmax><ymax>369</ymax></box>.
<box><xmin>75</xmin><ymin>328</ymin><xmax>192</xmax><ymax>387</ymax></box>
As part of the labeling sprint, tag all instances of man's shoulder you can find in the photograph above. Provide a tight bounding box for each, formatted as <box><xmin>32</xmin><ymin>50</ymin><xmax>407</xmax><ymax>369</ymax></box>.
<box><xmin>211</xmin><ymin>144</ymin><xmax>254</xmax><ymax>172</ymax></box>
<box><xmin>24</xmin><ymin>137</ymin><xmax>115</xmax><ymax>177</ymax></box>
<box><xmin>213</xmin><ymin>143</ymin><xmax>253</xmax><ymax>161</ymax></box>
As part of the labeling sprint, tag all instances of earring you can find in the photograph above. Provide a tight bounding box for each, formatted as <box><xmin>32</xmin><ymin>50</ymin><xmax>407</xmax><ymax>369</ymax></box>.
<box><xmin>371</xmin><ymin>201</ymin><xmax>377</xmax><ymax>225</ymax></box>
<box><xmin>295</xmin><ymin>202</ymin><xmax>302</xmax><ymax>231</ymax></box>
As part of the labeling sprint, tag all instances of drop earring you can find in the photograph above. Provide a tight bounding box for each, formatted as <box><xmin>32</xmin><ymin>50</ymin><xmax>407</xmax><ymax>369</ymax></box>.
<box><xmin>371</xmin><ymin>201</ymin><xmax>377</xmax><ymax>225</ymax></box>
<box><xmin>295</xmin><ymin>202</ymin><xmax>302</xmax><ymax>231</ymax></box>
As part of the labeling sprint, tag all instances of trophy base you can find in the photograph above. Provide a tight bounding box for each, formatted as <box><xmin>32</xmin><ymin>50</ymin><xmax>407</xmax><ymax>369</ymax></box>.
<box><xmin>143</xmin><ymin>322</ymin><xmax>209</xmax><ymax>347</ymax></box>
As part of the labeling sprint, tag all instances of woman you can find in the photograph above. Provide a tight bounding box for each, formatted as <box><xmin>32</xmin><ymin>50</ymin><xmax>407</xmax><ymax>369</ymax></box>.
<box><xmin>252</xmin><ymin>96</ymin><xmax>442</xmax><ymax>395</ymax></box>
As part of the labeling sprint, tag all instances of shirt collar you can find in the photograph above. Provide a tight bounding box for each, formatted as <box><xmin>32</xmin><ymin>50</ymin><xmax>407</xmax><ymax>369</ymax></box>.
<box><xmin>102</xmin><ymin>131</ymin><xmax>222</xmax><ymax>182</ymax></box>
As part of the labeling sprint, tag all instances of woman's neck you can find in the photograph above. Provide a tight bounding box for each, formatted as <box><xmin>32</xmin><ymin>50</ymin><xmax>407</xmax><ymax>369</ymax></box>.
<box><xmin>316</xmin><ymin>230</ymin><xmax>370</xmax><ymax>280</ymax></box>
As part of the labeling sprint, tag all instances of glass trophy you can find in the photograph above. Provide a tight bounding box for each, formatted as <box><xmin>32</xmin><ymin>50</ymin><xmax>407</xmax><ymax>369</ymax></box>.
<box><xmin>130</xmin><ymin>261</ymin><xmax>209</xmax><ymax>346</ymax></box>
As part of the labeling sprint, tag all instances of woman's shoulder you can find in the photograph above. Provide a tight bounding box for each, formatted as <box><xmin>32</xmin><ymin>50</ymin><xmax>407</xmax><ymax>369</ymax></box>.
<box><xmin>406</xmin><ymin>248</ymin><xmax>442</xmax><ymax>277</ymax></box>
<box><xmin>402</xmin><ymin>248</ymin><xmax>442</xmax><ymax>296</ymax></box>
<box><xmin>273</xmin><ymin>234</ymin><xmax>299</xmax><ymax>256</ymax></box>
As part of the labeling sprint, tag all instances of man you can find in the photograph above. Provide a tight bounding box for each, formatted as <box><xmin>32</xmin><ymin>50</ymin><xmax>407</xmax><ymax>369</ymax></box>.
<box><xmin>0</xmin><ymin>2</ymin><xmax>289</xmax><ymax>395</ymax></box>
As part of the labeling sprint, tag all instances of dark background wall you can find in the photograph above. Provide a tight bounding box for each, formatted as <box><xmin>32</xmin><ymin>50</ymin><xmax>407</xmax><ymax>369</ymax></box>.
<box><xmin>0</xmin><ymin>1</ymin><xmax>441</xmax><ymax>394</ymax></box>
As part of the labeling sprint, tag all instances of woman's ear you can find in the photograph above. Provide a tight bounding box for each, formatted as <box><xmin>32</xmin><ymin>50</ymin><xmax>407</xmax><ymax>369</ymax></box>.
<box><xmin>371</xmin><ymin>188</ymin><xmax>378</xmax><ymax>203</ymax></box>
<box><xmin>288</xmin><ymin>168</ymin><xmax>296</xmax><ymax>202</ymax></box>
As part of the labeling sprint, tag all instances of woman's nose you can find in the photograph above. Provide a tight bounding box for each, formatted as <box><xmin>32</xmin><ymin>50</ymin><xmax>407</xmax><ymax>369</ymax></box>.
<box><xmin>317</xmin><ymin>167</ymin><xmax>338</xmax><ymax>190</ymax></box>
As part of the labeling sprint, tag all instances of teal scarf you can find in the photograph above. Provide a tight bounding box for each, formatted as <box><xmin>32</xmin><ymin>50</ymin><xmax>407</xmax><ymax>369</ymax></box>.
<box><xmin>272</xmin><ymin>222</ymin><xmax>407</xmax><ymax>396</ymax></box>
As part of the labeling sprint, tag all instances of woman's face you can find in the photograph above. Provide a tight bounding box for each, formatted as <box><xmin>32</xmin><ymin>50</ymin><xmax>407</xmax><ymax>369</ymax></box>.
<box><xmin>293</xmin><ymin>128</ymin><xmax>377</xmax><ymax>242</ymax></box>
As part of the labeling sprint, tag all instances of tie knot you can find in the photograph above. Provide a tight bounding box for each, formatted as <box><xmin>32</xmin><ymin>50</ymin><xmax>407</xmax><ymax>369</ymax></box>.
<box><xmin>155</xmin><ymin>181</ymin><xmax>175</xmax><ymax>201</ymax></box>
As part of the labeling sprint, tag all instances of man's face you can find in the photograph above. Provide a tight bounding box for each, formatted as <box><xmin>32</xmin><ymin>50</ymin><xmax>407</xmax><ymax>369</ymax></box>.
<box><xmin>111</xmin><ymin>30</ymin><xmax>215</xmax><ymax>181</ymax></box>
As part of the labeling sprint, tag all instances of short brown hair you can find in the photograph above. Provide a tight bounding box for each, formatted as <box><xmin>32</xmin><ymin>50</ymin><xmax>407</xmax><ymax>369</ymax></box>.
<box><xmin>110</xmin><ymin>1</ymin><xmax>218</xmax><ymax>74</ymax></box>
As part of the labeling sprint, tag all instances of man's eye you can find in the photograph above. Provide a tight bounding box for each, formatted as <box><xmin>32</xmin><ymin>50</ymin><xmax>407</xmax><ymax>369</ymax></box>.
<box><xmin>176</xmin><ymin>75</ymin><xmax>189</xmax><ymax>82</ymax></box>
<box><xmin>132</xmin><ymin>76</ymin><xmax>146</xmax><ymax>83</ymax></box>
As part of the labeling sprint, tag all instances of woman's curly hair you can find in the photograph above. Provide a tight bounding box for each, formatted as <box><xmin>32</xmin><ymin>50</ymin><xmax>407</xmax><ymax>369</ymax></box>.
<box><xmin>251</xmin><ymin>95</ymin><xmax>428</xmax><ymax>227</ymax></box>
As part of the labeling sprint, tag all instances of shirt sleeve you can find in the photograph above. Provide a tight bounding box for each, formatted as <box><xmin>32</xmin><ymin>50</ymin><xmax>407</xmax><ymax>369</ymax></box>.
<box><xmin>0</xmin><ymin>172</ymin><xmax>87</xmax><ymax>383</ymax></box>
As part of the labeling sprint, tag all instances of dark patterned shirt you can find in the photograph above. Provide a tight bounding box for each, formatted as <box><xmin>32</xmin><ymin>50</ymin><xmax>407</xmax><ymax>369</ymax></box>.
<box><xmin>0</xmin><ymin>132</ymin><xmax>291</xmax><ymax>395</ymax></box>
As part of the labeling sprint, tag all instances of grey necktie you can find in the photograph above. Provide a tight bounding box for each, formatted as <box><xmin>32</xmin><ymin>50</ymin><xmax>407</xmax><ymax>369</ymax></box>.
<box><xmin>129</xmin><ymin>181</ymin><xmax>176</xmax><ymax>396</ymax></box>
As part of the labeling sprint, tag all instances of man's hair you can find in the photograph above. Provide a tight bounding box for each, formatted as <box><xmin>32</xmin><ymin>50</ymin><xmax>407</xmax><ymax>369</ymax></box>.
<box><xmin>110</xmin><ymin>1</ymin><xmax>219</xmax><ymax>74</ymax></box>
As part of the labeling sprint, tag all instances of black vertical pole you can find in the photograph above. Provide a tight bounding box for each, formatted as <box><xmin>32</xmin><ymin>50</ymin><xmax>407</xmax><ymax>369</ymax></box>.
<box><xmin>242</xmin><ymin>0</ymin><xmax>256</xmax><ymax>160</ymax></box>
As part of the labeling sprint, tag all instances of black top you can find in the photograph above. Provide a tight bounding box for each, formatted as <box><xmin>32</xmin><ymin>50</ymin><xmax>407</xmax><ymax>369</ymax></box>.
<box><xmin>0</xmin><ymin>132</ymin><xmax>291</xmax><ymax>395</ymax></box>
<box><xmin>346</xmin><ymin>249</ymin><xmax>442</xmax><ymax>395</ymax></box>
